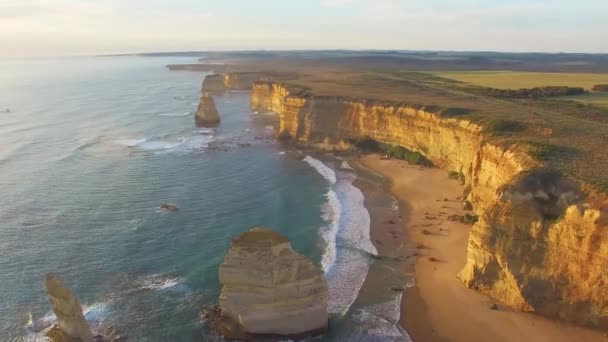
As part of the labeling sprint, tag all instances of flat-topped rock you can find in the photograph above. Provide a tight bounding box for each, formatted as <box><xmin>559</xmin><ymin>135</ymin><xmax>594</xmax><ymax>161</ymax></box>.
<box><xmin>217</xmin><ymin>227</ymin><xmax>328</xmax><ymax>339</ymax></box>
<box><xmin>44</xmin><ymin>274</ymin><xmax>93</xmax><ymax>342</ymax></box>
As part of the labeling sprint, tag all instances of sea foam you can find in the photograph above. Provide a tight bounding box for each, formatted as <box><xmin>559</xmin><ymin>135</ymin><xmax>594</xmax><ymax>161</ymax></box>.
<box><xmin>303</xmin><ymin>156</ymin><xmax>377</xmax><ymax>315</ymax></box>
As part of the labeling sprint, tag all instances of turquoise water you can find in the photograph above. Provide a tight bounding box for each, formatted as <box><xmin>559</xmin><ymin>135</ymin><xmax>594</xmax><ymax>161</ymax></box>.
<box><xmin>0</xmin><ymin>57</ymin><xmax>328</xmax><ymax>340</ymax></box>
<box><xmin>0</xmin><ymin>57</ymin><xmax>411</xmax><ymax>341</ymax></box>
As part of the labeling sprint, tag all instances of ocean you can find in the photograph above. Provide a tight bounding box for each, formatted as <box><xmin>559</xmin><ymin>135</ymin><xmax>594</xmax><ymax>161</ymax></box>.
<box><xmin>0</xmin><ymin>57</ymin><xmax>409</xmax><ymax>341</ymax></box>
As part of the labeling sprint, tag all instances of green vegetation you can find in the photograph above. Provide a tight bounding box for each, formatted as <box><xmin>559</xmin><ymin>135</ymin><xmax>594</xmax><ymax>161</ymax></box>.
<box><xmin>524</xmin><ymin>141</ymin><xmax>576</xmax><ymax>162</ymax></box>
<box><xmin>349</xmin><ymin>137</ymin><xmax>432</xmax><ymax>166</ymax></box>
<box><xmin>461</xmin><ymin>213</ymin><xmax>479</xmax><ymax>225</ymax></box>
<box><xmin>433</xmin><ymin>71</ymin><xmax>608</xmax><ymax>90</ymax></box>
<box><xmin>448</xmin><ymin>171</ymin><xmax>466</xmax><ymax>185</ymax></box>
<box><xmin>483</xmin><ymin>119</ymin><xmax>526</xmax><ymax>134</ymax></box>
<box><xmin>384</xmin><ymin>145</ymin><xmax>432</xmax><ymax>166</ymax></box>
<box><xmin>558</xmin><ymin>92</ymin><xmax>608</xmax><ymax>110</ymax></box>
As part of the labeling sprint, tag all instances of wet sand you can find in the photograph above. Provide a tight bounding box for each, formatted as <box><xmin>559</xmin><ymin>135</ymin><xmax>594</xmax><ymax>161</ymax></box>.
<box><xmin>359</xmin><ymin>154</ymin><xmax>605</xmax><ymax>342</ymax></box>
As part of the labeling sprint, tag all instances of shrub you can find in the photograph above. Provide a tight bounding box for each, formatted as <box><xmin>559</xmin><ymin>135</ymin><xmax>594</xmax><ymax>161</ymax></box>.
<box><xmin>483</xmin><ymin>119</ymin><xmax>526</xmax><ymax>134</ymax></box>
<box><xmin>385</xmin><ymin>145</ymin><xmax>431</xmax><ymax>166</ymax></box>
<box><xmin>461</xmin><ymin>213</ymin><xmax>479</xmax><ymax>225</ymax></box>
<box><xmin>525</xmin><ymin>141</ymin><xmax>576</xmax><ymax>161</ymax></box>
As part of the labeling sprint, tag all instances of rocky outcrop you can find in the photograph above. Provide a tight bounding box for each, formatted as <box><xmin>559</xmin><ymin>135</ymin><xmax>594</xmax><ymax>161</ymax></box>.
<box><xmin>195</xmin><ymin>93</ymin><xmax>220</xmax><ymax>127</ymax></box>
<box><xmin>202</xmin><ymin>74</ymin><xmax>226</xmax><ymax>94</ymax></box>
<box><xmin>459</xmin><ymin>173</ymin><xmax>608</xmax><ymax>327</ymax></box>
<box><xmin>250</xmin><ymin>80</ymin><xmax>608</xmax><ymax>328</ymax></box>
<box><xmin>44</xmin><ymin>274</ymin><xmax>93</xmax><ymax>342</ymax></box>
<box><xmin>217</xmin><ymin>227</ymin><xmax>328</xmax><ymax>339</ymax></box>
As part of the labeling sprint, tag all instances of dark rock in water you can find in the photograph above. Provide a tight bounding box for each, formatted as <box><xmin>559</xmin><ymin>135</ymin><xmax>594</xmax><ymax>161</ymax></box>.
<box><xmin>44</xmin><ymin>274</ymin><xmax>94</xmax><ymax>342</ymax></box>
<box><xmin>160</xmin><ymin>204</ymin><xmax>179</xmax><ymax>212</ymax></box>
<box><xmin>391</xmin><ymin>287</ymin><xmax>404</xmax><ymax>292</ymax></box>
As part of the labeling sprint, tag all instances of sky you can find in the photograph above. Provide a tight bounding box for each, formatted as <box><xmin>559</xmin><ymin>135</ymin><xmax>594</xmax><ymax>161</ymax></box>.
<box><xmin>1</xmin><ymin>0</ymin><xmax>607</xmax><ymax>57</ymax></box>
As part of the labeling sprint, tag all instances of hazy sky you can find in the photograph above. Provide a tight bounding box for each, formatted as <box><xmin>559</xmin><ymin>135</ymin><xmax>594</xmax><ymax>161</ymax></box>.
<box><xmin>1</xmin><ymin>0</ymin><xmax>607</xmax><ymax>57</ymax></box>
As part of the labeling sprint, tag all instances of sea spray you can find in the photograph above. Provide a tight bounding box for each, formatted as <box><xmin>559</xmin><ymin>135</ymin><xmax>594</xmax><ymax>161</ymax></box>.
<box><xmin>303</xmin><ymin>156</ymin><xmax>377</xmax><ymax>314</ymax></box>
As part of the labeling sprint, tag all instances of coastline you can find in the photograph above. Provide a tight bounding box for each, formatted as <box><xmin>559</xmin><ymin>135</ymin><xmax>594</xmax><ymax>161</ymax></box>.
<box><xmin>358</xmin><ymin>154</ymin><xmax>605</xmax><ymax>342</ymax></box>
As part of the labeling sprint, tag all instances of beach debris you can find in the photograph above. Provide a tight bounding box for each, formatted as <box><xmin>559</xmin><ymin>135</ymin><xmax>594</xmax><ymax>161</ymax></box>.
<box><xmin>416</xmin><ymin>243</ymin><xmax>426</xmax><ymax>249</ymax></box>
<box><xmin>391</xmin><ymin>287</ymin><xmax>404</xmax><ymax>293</ymax></box>
<box><xmin>422</xmin><ymin>229</ymin><xmax>432</xmax><ymax>235</ymax></box>
<box><xmin>462</xmin><ymin>200</ymin><xmax>473</xmax><ymax>211</ymax></box>
<box><xmin>160</xmin><ymin>203</ymin><xmax>179</xmax><ymax>212</ymax></box>
<box><xmin>489</xmin><ymin>303</ymin><xmax>498</xmax><ymax>310</ymax></box>
<box><xmin>384</xmin><ymin>219</ymin><xmax>397</xmax><ymax>224</ymax></box>
<box><xmin>443</xmin><ymin>198</ymin><xmax>449</xmax><ymax>202</ymax></box>
<box><xmin>428</xmin><ymin>257</ymin><xmax>439</xmax><ymax>262</ymax></box>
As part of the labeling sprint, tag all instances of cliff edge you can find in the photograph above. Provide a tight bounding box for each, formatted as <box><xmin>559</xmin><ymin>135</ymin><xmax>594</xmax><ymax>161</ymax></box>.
<box><xmin>250</xmin><ymin>80</ymin><xmax>608</xmax><ymax>328</ymax></box>
<box><xmin>217</xmin><ymin>227</ymin><xmax>328</xmax><ymax>339</ymax></box>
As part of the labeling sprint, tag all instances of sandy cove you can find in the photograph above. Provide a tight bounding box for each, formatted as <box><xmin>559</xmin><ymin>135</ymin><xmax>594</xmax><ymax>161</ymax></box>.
<box><xmin>358</xmin><ymin>154</ymin><xmax>605</xmax><ymax>342</ymax></box>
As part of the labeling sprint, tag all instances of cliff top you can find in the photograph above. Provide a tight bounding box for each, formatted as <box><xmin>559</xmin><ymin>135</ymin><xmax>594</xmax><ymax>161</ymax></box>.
<box><xmin>231</xmin><ymin>226</ymin><xmax>289</xmax><ymax>247</ymax></box>
<box><xmin>181</xmin><ymin>53</ymin><xmax>608</xmax><ymax>192</ymax></box>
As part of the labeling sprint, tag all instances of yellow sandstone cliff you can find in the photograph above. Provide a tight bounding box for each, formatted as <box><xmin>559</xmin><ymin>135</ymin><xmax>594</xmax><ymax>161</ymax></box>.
<box><xmin>250</xmin><ymin>80</ymin><xmax>608</xmax><ymax>328</ymax></box>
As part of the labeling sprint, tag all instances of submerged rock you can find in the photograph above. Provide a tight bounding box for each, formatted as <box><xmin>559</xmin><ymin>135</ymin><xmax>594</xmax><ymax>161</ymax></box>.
<box><xmin>216</xmin><ymin>227</ymin><xmax>328</xmax><ymax>340</ymax></box>
<box><xmin>44</xmin><ymin>274</ymin><xmax>93</xmax><ymax>342</ymax></box>
<box><xmin>159</xmin><ymin>203</ymin><xmax>179</xmax><ymax>212</ymax></box>
<box><xmin>195</xmin><ymin>92</ymin><xmax>220</xmax><ymax>127</ymax></box>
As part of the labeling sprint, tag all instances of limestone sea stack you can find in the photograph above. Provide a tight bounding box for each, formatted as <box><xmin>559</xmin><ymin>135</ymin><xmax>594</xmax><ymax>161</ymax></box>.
<box><xmin>217</xmin><ymin>227</ymin><xmax>328</xmax><ymax>339</ymax></box>
<box><xmin>195</xmin><ymin>92</ymin><xmax>220</xmax><ymax>127</ymax></box>
<box><xmin>44</xmin><ymin>274</ymin><xmax>93</xmax><ymax>342</ymax></box>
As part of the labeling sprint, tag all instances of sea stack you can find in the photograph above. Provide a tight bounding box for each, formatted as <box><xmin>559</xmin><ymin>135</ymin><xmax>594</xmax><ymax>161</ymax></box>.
<box><xmin>44</xmin><ymin>274</ymin><xmax>93</xmax><ymax>342</ymax></box>
<box><xmin>195</xmin><ymin>92</ymin><xmax>220</xmax><ymax>127</ymax></box>
<box><xmin>217</xmin><ymin>227</ymin><xmax>328</xmax><ymax>339</ymax></box>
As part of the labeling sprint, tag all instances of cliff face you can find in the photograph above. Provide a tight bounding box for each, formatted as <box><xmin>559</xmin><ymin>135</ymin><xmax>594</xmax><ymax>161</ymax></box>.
<box><xmin>251</xmin><ymin>82</ymin><xmax>534</xmax><ymax>207</ymax></box>
<box><xmin>195</xmin><ymin>93</ymin><xmax>220</xmax><ymax>127</ymax></box>
<box><xmin>250</xmin><ymin>81</ymin><xmax>608</xmax><ymax>328</ymax></box>
<box><xmin>218</xmin><ymin>227</ymin><xmax>328</xmax><ymax>339</ymax></box>
<box><xmin>44</xmin><ymin>274</ymin><xmax>93</xmax><ymax>342</ymax></box>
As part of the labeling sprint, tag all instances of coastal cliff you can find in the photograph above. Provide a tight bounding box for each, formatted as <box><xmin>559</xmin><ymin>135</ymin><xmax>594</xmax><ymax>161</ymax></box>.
<box><xmin>250</xmin><ymin>81</ymin><xmax>608</xmax><ymax>328</ymax></box>
<box><xmin>217</xmin><ymin>227</ymin><xmax>328</xmax><ymax>339</ymax></box>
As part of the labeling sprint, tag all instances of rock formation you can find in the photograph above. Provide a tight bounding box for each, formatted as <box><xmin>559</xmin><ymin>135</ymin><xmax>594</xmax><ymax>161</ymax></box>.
<box><xmin>250</xmin><ymin>80</ymin><xmax>608</xmax><ymax>328</ymax></box>
<box><xmin>201</xmin><ymin>74</ymin><xmax>227</xmax><ymax>94</ymax></box>
<box><xmin>195</xmin><ymin>92</ymin><xmax>220</xmax><ymax>127</ymax></box>
<box><xmin>44</xmin><ymin>274</ymin><xmax>93</xmax><ymax>342</ymax></box>
<box><xmin>217</xmin><ymin>227</ymin><xmax>328</xmax><ymax>339</ymax></box>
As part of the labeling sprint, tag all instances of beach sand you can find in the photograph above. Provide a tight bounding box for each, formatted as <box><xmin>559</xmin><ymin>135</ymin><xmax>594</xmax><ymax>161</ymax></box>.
<box><xmin>358</xmin><ymin>154</ymin><xmax>605</xmax><ymax>342</ymax></box>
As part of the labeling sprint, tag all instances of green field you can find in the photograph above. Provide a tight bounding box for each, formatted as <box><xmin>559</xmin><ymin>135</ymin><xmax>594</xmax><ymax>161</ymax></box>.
<box><xmin>560</xmin><ymin>92</ymin><xmax>608</xmax><ymax>109</ymax></box>
<box><xmin>433</xmin><ymin>71</ymin><xmax>608</xmax><ymax>90</ymax></box>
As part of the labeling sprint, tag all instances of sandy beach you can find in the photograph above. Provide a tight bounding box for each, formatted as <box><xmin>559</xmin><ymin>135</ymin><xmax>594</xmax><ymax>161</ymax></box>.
<box><xmin>359</xmin><ymin>154</ymin><xmax>605</xmax><ymax>342</ymax></box>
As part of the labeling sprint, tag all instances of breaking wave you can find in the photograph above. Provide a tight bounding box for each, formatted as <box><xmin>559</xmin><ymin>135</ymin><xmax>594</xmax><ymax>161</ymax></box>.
<box><xmin>303</xmin><ymin>156</ymin><xmax>377</xmax><ymax>315</ymax></box>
